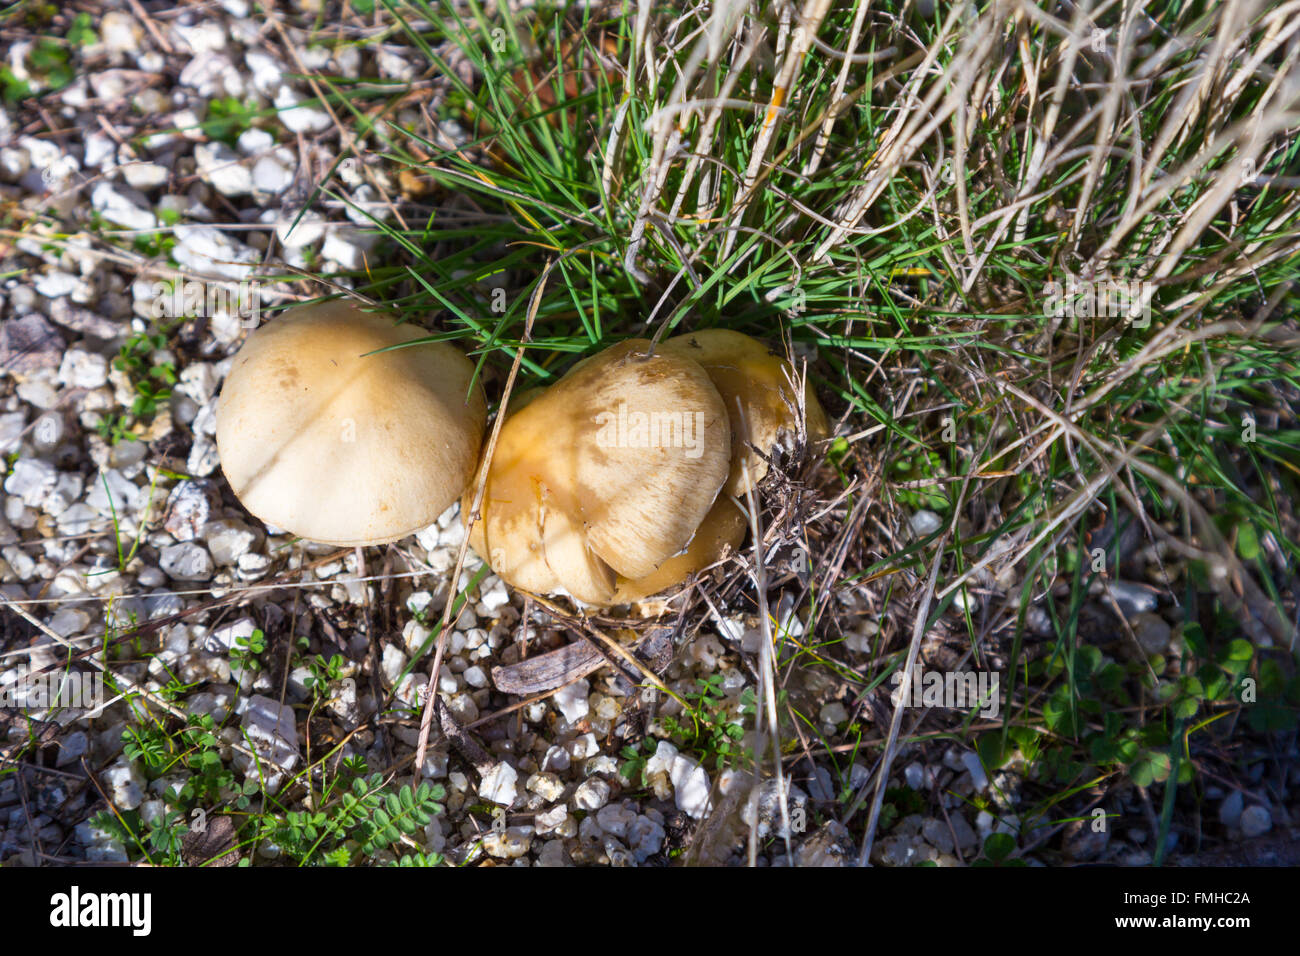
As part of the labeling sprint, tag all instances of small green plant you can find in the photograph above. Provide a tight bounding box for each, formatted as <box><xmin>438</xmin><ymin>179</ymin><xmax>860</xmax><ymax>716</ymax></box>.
<box><xmin>66</xmin><ymin>12</ymin><xmax>97</xmax><ymax>47</ymax></box>
<box><xmin>230</xmin><ymin>628</ymin><xmax>267</xmax><ymax>682</ymax></box>
<box><xmin>388</xmin><ymin>850</ymin><xmax>446</xmax><ymax>866</ymax></box>
<box><xmin>94</xmin><ymin>413</ymin><xmax>133</xmax><ymax>446</ymax></box>
<box><xmin>660</xmin><ymin>676</ymin><xmax>749</xmax><ymax>773</ymax></box>
<box><xmin>619</xmin><ymin>737</ymin><xmax>657</xmax><ymax>786</ymax></box>
<box><xmin>202</xmin><ymin>97</ymin><xmax>261</xmax><ymax>146</ymax></box>
<box><xmin>115</xmin><ymin>329</ymin><xmax>177</xmax><ymax>419</ymax></box>
<box><xmin>94</xmin><ymin>328</ymin><xmax>177</xmax><ymax>445</ymax></box>
<box><xmin>133</xmin><ymin>230</ymin><xmax>177</xmax><ymax>258</ymax></box>
<box><xmin>972</xmin><ymin>832</ymin><xmax>1025</xmax><ymax>867</ymax></box>
<box><xmin>303</xmin><ymin>653</ymin><xmax>349</xmax><ymax>699</ymax></box>
<box><xmin>1</xmin><ymin>36</ymin><xmax>73</xmax><ymax>102</ymax></box>
<box><xmin>257</xmin><ymin>774</ymin><xmax>446</xmax><ymax>866</ymax></box>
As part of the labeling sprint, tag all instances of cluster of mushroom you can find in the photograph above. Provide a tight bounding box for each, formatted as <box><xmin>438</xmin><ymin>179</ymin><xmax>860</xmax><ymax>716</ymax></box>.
<box><xmin>216</xmin><ymin>301</ymin><xmax>827</xmax><ymax>606</ymax></box>
<box><xmin>464</xmin><ymin>331</ymin><xmax>829</xmax><ymax>605</ymax></box>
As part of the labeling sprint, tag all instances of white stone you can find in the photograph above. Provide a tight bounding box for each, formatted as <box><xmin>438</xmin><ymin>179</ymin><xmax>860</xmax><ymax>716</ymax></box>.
<box><xmin>172</xmin><ymin>21</ymin><xmax>227</xmax><ymax>54</ymax></box>
<box><xmin>237</xmin><ymin>127</ymin><xmax>274</xmax><ymax>155</ymax></box>
<box><xmin>381</xmin><ymin>644</ymin><xmax>406</xmax><ymax>685</ymax></box>
<box><xmin>345</xmin><ymin>184</ymin><xmax>388</xmax><ymax>225</ymax></box>
<box><xmin>173</xmin><ymin>225</ymin><xmax>259</xmax><ymax>281</ymax></box>
<box><xmin>34</xmin><ymin>270</ymin><xmax>81</xmax><ymax>298</ymax></box>
<box><xmin>554</xmin><ymin>678</ymin><xmax>589</xmax><ymax>724</ymax></box>
<box><xmin>1240</xmin><ymin>805</ymin><xmax>1272</xmax><ymax>838</ymax></box>
<box><xmin>196</xmin><ymin>142</ymin><xmax>253</xmax><ymax>197</ymax></box>
<box><xmin>103</xmin><ymin>762</ymin><xmax>145</xmax><ymax>810</ymax></box>
<box><xmin>252</xmin><ymin>155</ymin><xmax>294</xmax><ymax>194</ymax></box>
<box><xmin>91</xmin><ymin>181</ymin><xmax>157</xmax><ymax>231</ymax></box>
<box><xmin>42</xmin><ymin>472</ymin><xmax>83</xmax><ymax>516</ymax></box>
<box><xmin>84</xmin><ymin>469</ymin><xmax>141</xmax><ymax>516</ymax></box>
<box><xmin>101</xmin><ymin>12</ymin><xmax>143</xmax><ymax>54</ymax></box>
<box><xmin>47</xmin><ymin>608</ymin><xmax>90</xmax><ymax>637</ymax></box>
<box><xmin>274</xmin><ymin>86</ymin><xmax>332</xmax><ymax>134</ymax></box>
<box><xmin>4</xmin><ymin>458</ymin><xmax>56</xmax><ymax>508</ymax></box>
<box><xmin>1218</xmin><ymin>791</ymin><xmax>1244</xmax><ymax>829</ymax></box>
<box><xmin>568</xmin><ymin>732</ymin><xmax>599</xmax><ymax>761</ymax></box>
<box><xmin>670</xmin><ymin>753</ymin><xmax>711</xmax><ymax>819</ymax></box>
<box><xmin>58</xmin><ymin>349</ymin><xmax>109</xmax><ymax>389</ymax></box>
<box><xmin>205</xmin><ymin>518</ymin><xmax>258</xmax><ymax>565</ymax></box>
<box><xmin>376</xmin><ymin>48</ymin><xmax>416</xmax><ymax>81</ymax></box>
<box><xmin>535</xmin><ymin>805</ymin><xmax>568</xmax><ymax>834</ymax></box>
<box><xmin>18</xmin><ymin>136</ymin><xmax>70</xmax><ymax>174</ymax></box>
<box><xmin>0</xmin><ymin>412</ymin><xmax>23</xmax><ymax>454</ymax></box>
<box><xmin>172</xmin><ymin>109</ymin><xmax>205</xmax><ymax>140</ymax></box>
<box><xmin>573</xmin><ymin>777</ymin><xmax>610</xmax><ymax>811</ymax></box>
<box><xmin>244</xmin><ymin>49</ymin><xmax>284</xmax><ymax>96</ymax></box>
<box><xmin>541</xmin><ymin>745</ymin><xmax>570</xmax><ymax>773</ymax></box>
<box><xmin>205</xmin><ymin>617</ymin><xmax>256</xmax><ymax>655</ymax></box>
<box><xmin>160</xmin><ymin>542</ymin><xmax>213</xmax><ymax>581</ymax></box>
<box><xmin>595</xmin><ymin>802</ymin><xmax>637</xmax><ymax>840</ymax></box>
<box><xmin>89</xmin><ymin>69</ymin><xmax>133</xmax><ymax>103</ymax></box>
<box><xmin>628</xmin><ymin>814</ymin><xmax>666</xmax><ymax>862</ymax></box>
<box><xmin>644</xmin><ymin>740</ymin><xmax>678</xmax><ymax>778</ymax></box>
<box><xmin>483</xmin><ymin>826</ymin><xmax>532</xmax><ymax>859</ymax></box>
<box><xmin>56</xmin><ymin>503</ymin><xmax>97</xmax><ymax>535</ymax></box>
<box><xmin>820</xmin><ymin>701</ymin><xmax>848</xmax><ymax>728</ymax></box>
<box><xmin>911</xmin><ymin>510</ymin><xmax>944</xmax><ymax>535</ymax></box>
<box><xmin>526</xmin><ymin>772</ymin><xmax>565</xmax><ymax>803</ymax></box>
<box><xmin>122</xmin><ymin>162</ymin><xmax>169</xmax><ymax>190</ymax></box>
<box><xmin>237</xmin><ymin>694</ymin><xmax>299</xmax><ymax>788</ymax></box>
<box><xmin>320</xmin><ymin>228</ymin><xmax>378</xmax><ymax>270</ymax></box>
<box><xmin>178</xmin><ymin>51</ymin><xmax>244</xmax><ymax>99</ymax></box>
<box><xmin>0</xmin><ymin>146</ymin><xmax>29</xmax><ymax>181</ymax></box>
<box><xmin>960</xmin><ymin>751</ymin><xmax>989</xmax><ymax>791</ymax></box>
<box><xmin>176</xmin><ymin>362</ymin><xmax>219</xmax><ymax>404</ymax></box>
<box><xmin>478</xmin><ymin>762</ymin><xmax>518</xmax><ymax>806</ymax></box>
<box><xmin>275</xmin><ymin>209</ymin><xmax>326</xmax><ymax>247</ymax></box>
<box><xmin>83</xmin><ymin>132</ymin><xmax>117</xmax><ymax>170</ymax></box>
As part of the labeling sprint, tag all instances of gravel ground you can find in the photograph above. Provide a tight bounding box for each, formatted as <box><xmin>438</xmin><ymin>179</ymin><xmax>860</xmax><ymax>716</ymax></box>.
<box><xmin>1</xmin><ymin>1</ymin><xmax>1295</xmax><ymax>867</ymax></box>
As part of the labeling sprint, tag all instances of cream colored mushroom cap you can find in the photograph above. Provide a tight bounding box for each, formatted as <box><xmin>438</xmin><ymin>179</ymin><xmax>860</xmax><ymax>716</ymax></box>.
<box><xmin>610</xmin><ymin>494</ymin><xmax>748</xmax><ymax>604</ymax></box>
<box><xmin>465</xmin><ymin>338</ymin><xmax>731</xmax><ymax>605</ymax></box>
<box><xmin>660</xmin><ymin>329</ymin><xmax>829</xmax><ymax>496</ymax></box>
<box><xmin>217</xmin><ymin>300</ymin><xmax>486</xmax><ymax>546</ymax></box>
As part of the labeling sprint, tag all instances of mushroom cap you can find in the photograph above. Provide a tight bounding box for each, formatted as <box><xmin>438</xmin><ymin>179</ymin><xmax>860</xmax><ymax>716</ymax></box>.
<box><xmin>659</xmin><ymin>329</ymin><xmax>829</xmax><ymax>496</ymax></box>
<box><xmin>465</xmin><ymin>338</ymin><xmax>731</xmax><ymax>605</ymax></box>
<box><xmin>610</xmin><ymin>494</ymin><xmax>748</xmax><ymax>604</ymax></box>
<box><xmin>216</xmin><ymin>299</ymin><xmax>486</xmax><ymax>546</ymax></box>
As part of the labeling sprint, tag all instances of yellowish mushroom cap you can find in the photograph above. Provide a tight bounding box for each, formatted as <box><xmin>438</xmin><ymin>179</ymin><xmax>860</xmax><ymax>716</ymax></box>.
<box><xmin>610</xmin><ymin>495</ymin><xmax>748</xmax><ymax>604</ymax></box>
<box><xmin>659</xmin><ymin>329</ymin><xmax>830</xmax><ymax>496</ymax></box>
<box><xmin>465</xmin><ymin>338</ymin><xmax>731</xmax><ymax>605</ymax></box>
<box><xmin>216</xmin><ymin>300</ymin><xmax>486</xmax><ymax>546</ymax></box>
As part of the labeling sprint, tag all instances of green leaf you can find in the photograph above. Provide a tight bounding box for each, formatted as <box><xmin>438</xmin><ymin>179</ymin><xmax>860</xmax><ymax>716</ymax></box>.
<box><xmin>1236</xmin><ymin>523</ymin><xmax>1260</xmax><ymax>561</ymax></box>
<box><xmin>982</xmin><ymin>832</ymin><xmax>1015</xmax><ymax>863</ymax></box>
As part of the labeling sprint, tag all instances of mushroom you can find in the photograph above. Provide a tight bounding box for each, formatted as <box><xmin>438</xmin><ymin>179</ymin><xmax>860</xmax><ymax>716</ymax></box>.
<box><xmin>464</xmin><ymin>338</ymin><xmax>732</xmax><ymax>605</ymax></box>
<box><xmin>216</xmin><ymin>299</ymin><xmax>486</xmax><ymax>546</ymax></box>
<box><xmin>659</xmin><ymin>329</ymin><xmax>829</xmax><ymax>496</ymax></box>
<box><xmin>613</xmin><ymin>331</ymin><xmax>827</xmax><ymax>602</ymax></box>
